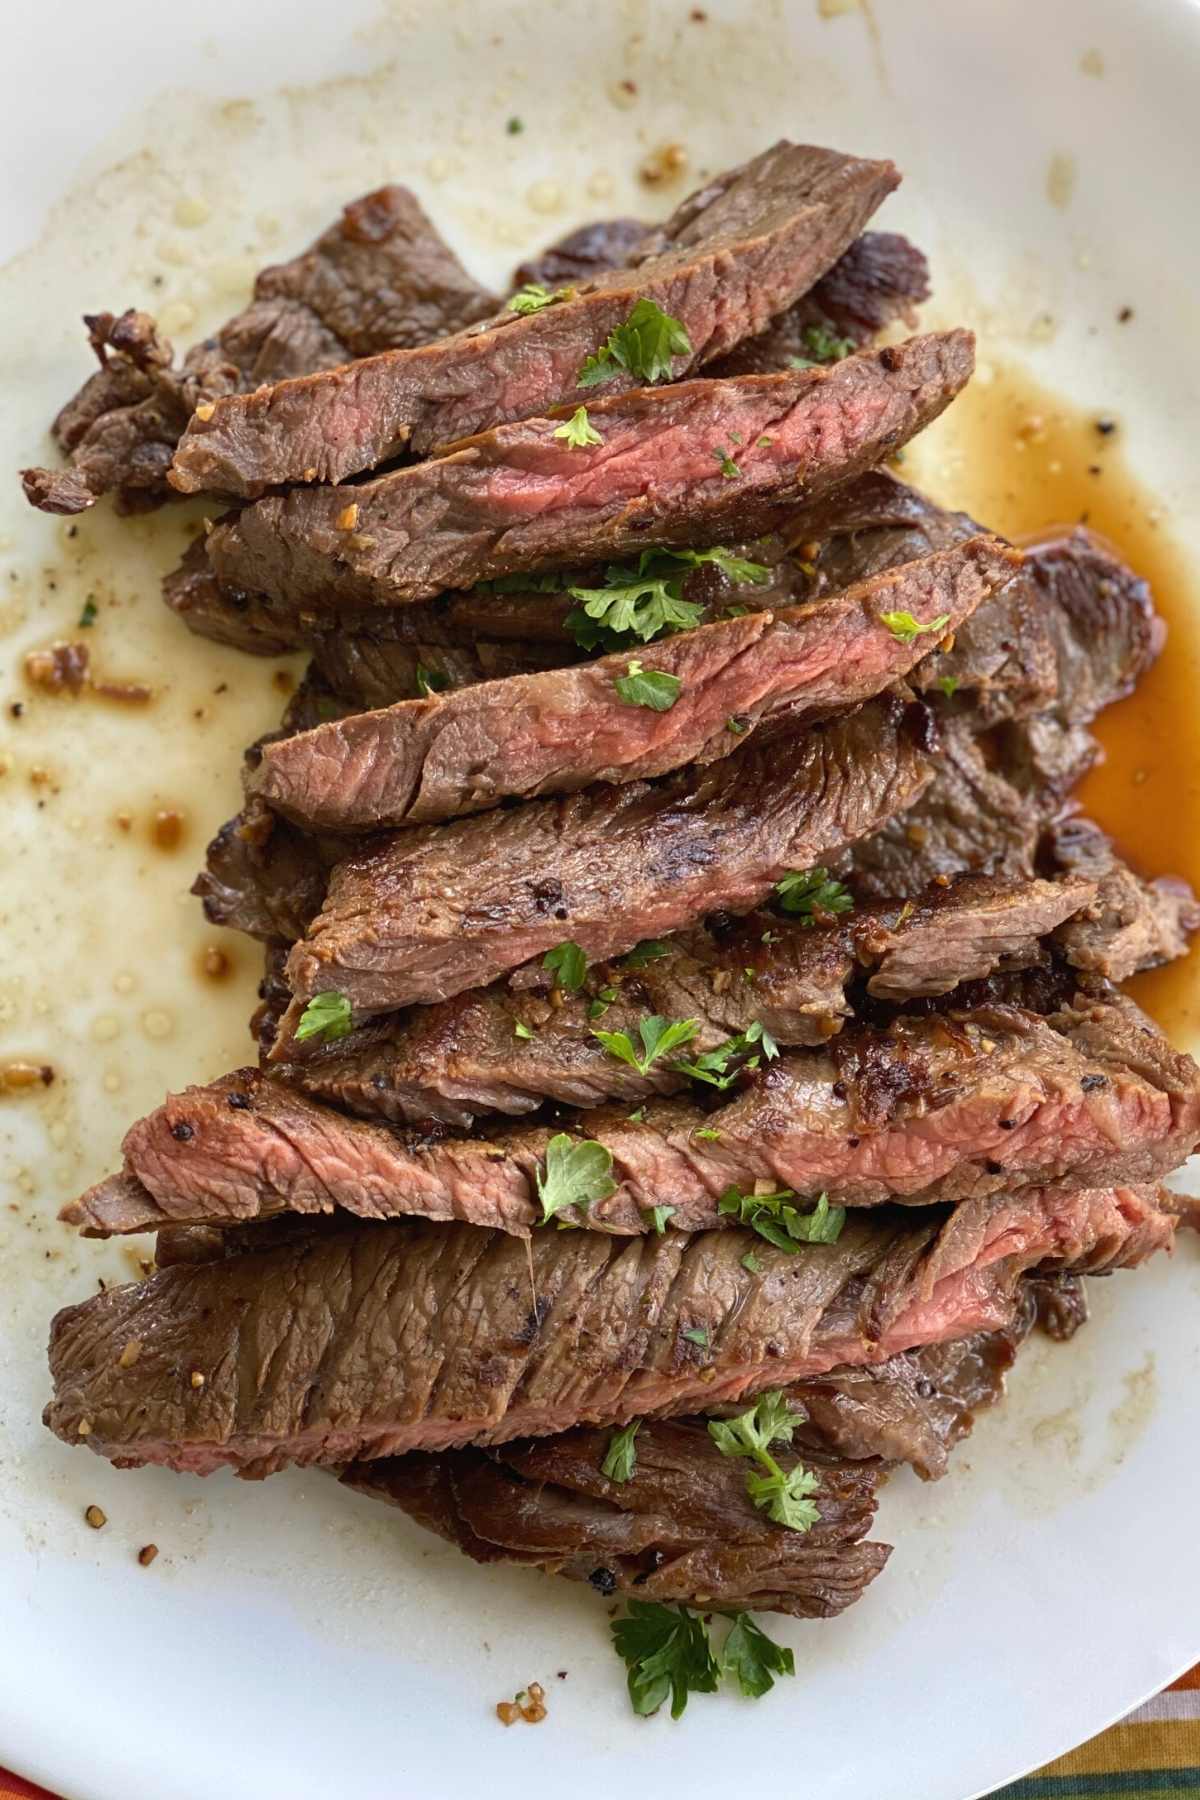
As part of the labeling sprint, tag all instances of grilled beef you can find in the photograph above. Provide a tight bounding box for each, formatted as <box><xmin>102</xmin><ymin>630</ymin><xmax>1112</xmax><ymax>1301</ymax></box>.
<box><xmin>45</xmin><ymin>1183</ymin><xmax>1174</xmax><ymax>1477</ymax></box>
<box><xmin>63</xmin><ymin>987</ymin><xmax>1200</xmax><ymax>1238</ymax></box>
<box><xmin>256</xmin><ymin>876</ymin><xmax>1096</xmax><ymax>1128</ymax></box>
<box><xmin>204</xmin><ymin>333</ymin><xmax>974</xmax><ymax>610</ymax></box>
<box><xmin>21</xmin><ymin>185</ymin><xmax>496</xmax><ymax>515</ymax></box>
<box><xmin>276</xmin><ymin>697</ymin><xmax>935</xmax><ymax>1024</ymax></box>
<box><xmin>250</xmin><ymin>537</ymin><xmax>1016</xmax><ymax>831</ymax></box>
<box><xmin>170</xmin><ymin>143</ymin><xmax>900</xmax><ymax>496</ymax></box>
<box><xmin>1047</xmin><ymin>817</ymin><xmax>1200</xmax><ymax>982</ymax></box>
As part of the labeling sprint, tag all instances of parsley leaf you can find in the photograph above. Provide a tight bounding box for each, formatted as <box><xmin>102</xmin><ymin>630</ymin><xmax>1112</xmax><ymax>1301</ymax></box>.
<box><xmin>553</xmin><ymin>405</ymin><xmax>603</xmax><ymax>449</ymax></box>
<box><xmin>534</xmin><ymin>1133</ymin><xmax>617</xmax><ymax>1224</ymax></box>
<box><xmin>774</xmin><ymin>867</ymin><xmax>854</xmax><ymax>924</ymax></box>
<box><xmin>78</xmin><ymin>597</ymin><xmax>98</xmax><ymax>628</ymax></box>
<box><xmin>708</xmin><ymin>1389</ymin><xmax>821</xmax><ymax>1530</ymax></box>
<box><xmin>713</xmin><ymin>446</ymin><xmax>738</xmax><ymax>479</ymax></box>
<box><xmin>565</xmin><ymin>545</ymin><xmax>770</xmax><ymax>652</ymax></box>
<box><xmin>577</xmin><ymin>298</ymin><xmax>692</xmax><ymax>388</ymax></box>
<box><xmin>624</xmin><ymin>939</ymin><xmax>671</xmax><ymax>968</ymax></box>
<box><xmin>719</xmin><ymin>1614</ymin><xmax>796</xmax><ymax>1699</ymax></box>
<box><xmin>675</xmin><ymin>1020</ymin><xmax>776</xmax><ymax>1091</ymax></box>
<box><xmin>508</xmin><ymin>282</ymin><xmax>573</xmax><ymax>315</ymax></box>
<box><xmin>613</xmin><ymin>658</ymin><xmax>682</xmax><ymax>711</ymax></box>
<box><xmin>601</xmin><ymin>1420</ymin><xmax>641</xmax><ymax>1482</ymax></box>
<box><xmin>542</xmin><ymin>939</ymin><xmax>588</xmax><ymax>991</ymax></box>
<box><xmin>294</xmin><ymin>991</ymin><xmax>353</xmax><ymax>1044</ymax></box>
<box><xmin>611</xmin><ymin>1601</ymin><xmax>720</xmax><ymax>1719</ymax></box>
<box><xmin>937</xmin><ymin>673</ymin><xmax>961</xmax><ymax>698</ymax></box>
<box><xmin>588</xmin><ymin>985</ymin><xmax>618</xmax><ymax>1020</ymax></box>
<box><xmin>879</xmin><ymin>609</ymin><xmax>952</xmax><ymax>645</ymax></box>
<box><xmin>788</xmin><ymin>321</ymin><xmax>856</xmax><ymax>367</ymax></box>
<box><xmin>718</xmin><ymin>1185</ymin><xmax>846</xmax><ymax>1251</ymax></box>
<box><xmin>592</xmin><ymin>1014</ymin><xmax>698</xmax><ymax>1075</ymax></box>
<box><xmin>693</xmin><ymin>1127</ymin><xmax>722</xmax><ymax>1143</ymax></box>
<box><xmin>415</xmin><ymin>664</ymin><xmax>450</xmax><ymax>697</ymax></box>
<box><xmin>644</xmin><ymin>1203</ymin><xmax>676</xmax><ymax>1235</ymax></box>
<box><xmin>513</xmin><ymin>1020</ymin><xmax>535</xmax><ymax>1040</ymax></box>
<box><xmin>682</xmin><ymin>1326</ymin><xmax>710</xmax><ymax>1348</ymax></box>
<box><xmin>506</xmin><ymin>116</ymin><xmax>523</xmax><ymax>134</ymax></box>
<box><xmin>741</xmin><ymin>1249</ymin><xmax>762</xmax><ymax>1273</ymax></box>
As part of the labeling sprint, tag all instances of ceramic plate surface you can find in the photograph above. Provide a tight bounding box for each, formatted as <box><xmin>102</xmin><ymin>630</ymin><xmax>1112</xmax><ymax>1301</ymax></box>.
<box><xmin>3</xmin><ymin>3</ymin><xmax>1200</xmax><ymax>1796</ymax></box>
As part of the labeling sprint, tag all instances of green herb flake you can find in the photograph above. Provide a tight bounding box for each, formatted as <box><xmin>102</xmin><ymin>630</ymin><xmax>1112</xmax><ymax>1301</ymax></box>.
<box><xmin>788</xmin><ymin>321</ymin><xmax>856</xmax><ymax>367</ymax></box>
<box><xmin>415</xmin><ymin>664</ymin><xmax>450</xmax><ymax>698</ymax></box>
<box><xmin>675</xmin><ymin>1019</ymin><xmax>774</xmax><ymax>1091</ymax></box>
<box><xmin>741</xmin><ymin>1249</ymin><xmax>762</xmax><ymax>1273</ymax></box>
<box><xmin>693</xmin><ymin>1127</ymin><xmax>722</xmax><ymax>1142</ymax></box>
<box><xmin>682</xmin><ymin>1326</ymin><xmax>710</xmax><ymax>1349</ymax></box>
<box><xmin>506</xmin><ymin>116</ymin><xmax>524</xmax><ymax>134</ymax></box>
<box><xmin>713</xmin><ymin>446</ymin><xmax>738</xmax><ymax>479</ymax></box>
<box><xmin>644</xmin><ymin>1203</ymin><xmax>676</xmax><ymax>1235</ymax></box>
<box><xmin>294</xmin><ymin>991</ymin><xmax>353</xmax><ymax>1044</ymax></box>
<box><xmin>774</xmin><ymin>867</ymin><xmax>854</xmax><ymax>924</ymax></box>
<box><xmin>624</xmin><ymin>939</ymin><xmax>671</xmax><ymax>968</ymax></box>
<box><xmin>78</xmin><ymin>597</ymin><xmax>98</xmax><ymax>628</ymax></box>
<box><xmin>757</xmin><ymin>435</ymin><xmax>773</xmax><ymax>448</ymax></box>
<box><xmin>565</xmin><ymin>545</ymin><xmax>769</xmax><ymax>653</ymax></box>
<box><xmin>718</xmin><ymin>1184</ymin><xmax>846</xmax><ymax>1253</ymax></box>
<box><xmin>593</xmin><ymin>1013</ymin><xmax>699</xmax><ymax>1076</ymax></box>
<box><xmin>613</xmin><ymin>658</ymin><xmax>682</xmax><ymax>711</ymax></box>
<box><xmin>601</xmin><ymin>1419</ymin><xmax>641</xmax><ymax>1483</ymax></box>
<box><xmin>534</xmin><ymin>1133</ymin><xmax>617</xmax><ymax>1225</ymax></box>
<box><xmin>542</xmin><ymin>939</ymin><xmax>588</xmax><ymax>992</ymax></box>
<box><xmin>727</xmin><ymin>715</ymin><xmax>749</xmax><ymax>735</ymax></box>
<box><xmin>577</xmin><ymin>298</ymin><xmax>692</xmax><ymax>388</ymax></box>
<box><xmin>708</xmin><ymin>1389</ymin><xmax>821</xmax><ymax>1531</ymax></box>
<box><xmin>719</xmin><ymin>1614</ymin><xmax>796</xmax><ymax>1699</ymax></box>
<box><xmin>553</xmin><ymin>405</ymin><xmax>603</xmax><ymax>450</ymax></box>
<box><xmin>937</xmin><ymin>673</ymin><xmax>961</xmax><ymax>698</ymax></box>
<box><xmin>611</xmin><ymin>1601</ymin><xmax>720</xmax><ymax>1720</ymax></box>
<box><xmin>508</xmin><ymin>282</ymin><xmax>573</xmax><ymax>316</ymax></box>
<box><xmin>879</xmin><ymin>609</ymin><xmax>952</xmax><ymax>646</ymax></box>
<box><xmin>513</xmin><ymin>1020</ymin><xmax>536</xmax><ymax>1041</ymax></box>
<box><xmin>627</xmin><ymin>1107</ymin><xmax>646</xmax><ymax>1123</ymax></box>
<box><xmin>588</xmin><ymin>985</ymin><xmax>618</xmax><ymax>1021</ymax></box>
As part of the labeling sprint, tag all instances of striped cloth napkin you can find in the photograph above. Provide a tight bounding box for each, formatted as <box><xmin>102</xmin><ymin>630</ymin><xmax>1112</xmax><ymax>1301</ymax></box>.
<box><xmin>2</xmin><ymin>1668</ymin><xmax>1198</xmax><ymax>1798</ymax></box>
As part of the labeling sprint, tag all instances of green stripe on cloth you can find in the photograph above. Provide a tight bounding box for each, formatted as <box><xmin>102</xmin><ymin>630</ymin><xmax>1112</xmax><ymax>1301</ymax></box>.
<box><xmin>993</xmin><ymin>1769</ymin><xmax>1200</xmax><ymax>1796</ymax></box>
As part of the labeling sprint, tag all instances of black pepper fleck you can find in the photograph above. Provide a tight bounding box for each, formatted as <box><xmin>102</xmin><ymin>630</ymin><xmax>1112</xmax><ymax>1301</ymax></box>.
<box><xmin>1095</xmin><ymin>416</ymin><xmax>1117</xmax><ymax>436</ymax></box>
<box><xmin>226</xmin><ymin>1092</ymin><xmax>252</xmax><ymax>1110</ymax></box>
<box><xmin>998</xmin><ymin>1118</ymin><xmax>1016</xmax><ymax>1130</ymax></box>
<box><xmin>588</xmin><ymin>1567</ymin><xmax>617</xmax><ymax>1596</ymax></box>
<box><xmin>985</xmin><ymin>1159</ymin><xmax>1004</xmax><ymax>1175</ymax></box>
<box><xmin>1080</xmin><ymin>1072</ymin><xmax>1108</xmax><ymax>1092</ymax></box>
<box><xmin>1117</xmin><ymin>306</ymin><xmax>1134</xmax><ymax>323</ymax></box>
<box><xmin>170</xmin><ymin>1121</ymin><xmax>194</xmax><ymax>1142</ymax></box>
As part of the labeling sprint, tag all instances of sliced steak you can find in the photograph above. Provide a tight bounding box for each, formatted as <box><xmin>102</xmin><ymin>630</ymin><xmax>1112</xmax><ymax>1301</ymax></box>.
<box><xmin>64</xmin><ymin>988</ymin><xmax>1200</xmax><ymax>1237</ymax></box>
<box><xmin>171</xmin><ymin>142</ymin><xmax>900</xmax><ymax>495</ymax></box>
<box><xmin>1021</xmin><ymin>524</ymin><xmax>1164</xmax><ymax>720</ymax></box>
<box><xmin>1046</xmin><ymin>816</ymin><xmax>1200</xmax><ymax>982</ymax></box>
<box><xmin>261</xmin><ymin>876</ymin><xmax>1095</xmax><ymax>1127</ymax></box>
<box><xmin>277</xmin><ymin>697</ymin><xmax>937</xmax><ymax>1024</ymax></box>
<box><xmin>513</xmin><ymin>218</ymin><xmax>650</xmax><ymax>289</ymax></box>
<box><xmin>250</xmin><ymin>537</ymin><xmax>1016</xmax><ymax>831</ymax></box>
<box><xmin>346</xmin><ymin>1423</ymin><xmax>890</xmax><ymax>1620</ymax></box>
<box><xmin>22</xmin><ymin>185</ymin><xmax>496</xmax><ymax>515</ymax></box>
<box><xmin>205</xmin><ymin>332</ymin><xmax>975</xmax><ymax>609</ymax></box>
<box><xmin>44</xmin><ymin>1183</ymin><xmax>1177</xmax><ymax>1476</ymax></box>
<box><xmin>191</xmin><ymin>796</ymin><xmax>336</xmax><ymax>944</ymax></box>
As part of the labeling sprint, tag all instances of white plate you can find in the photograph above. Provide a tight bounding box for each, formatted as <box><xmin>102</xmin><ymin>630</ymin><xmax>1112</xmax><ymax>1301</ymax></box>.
<box><xmin>3</xmin><ymin>3</ymin><xmax>1200</xmax><ymax>1796</ymax></box>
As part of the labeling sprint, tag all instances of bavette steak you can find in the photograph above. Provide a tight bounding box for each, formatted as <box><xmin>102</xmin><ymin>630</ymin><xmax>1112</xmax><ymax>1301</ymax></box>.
<box><xmin>170</xmin><ymin>142</ymin><xmax>901</xmax><ymax>496</ymax></box>
<box><xmin>204</xmin><ymin>332</ymin><xmax>975</xmax><ymax>610</ymax></box>
<box><xmin>44</xmin><ymin>1183</ymin><xmax>1177</xmax><ymax>1477</ymax></box>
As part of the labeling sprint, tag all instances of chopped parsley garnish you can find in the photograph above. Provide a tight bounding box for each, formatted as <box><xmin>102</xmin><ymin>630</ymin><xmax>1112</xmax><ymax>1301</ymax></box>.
<box><xmin>682</xmin><ymin>1326</ymin><xmax>710</xmax><ymax>1348</ymax></box>
<box><xmin>508</xmin><ymin>282</ymin><xmax>573</xmax><ymax>315</ymax></box>
<box><xmin>613</xmin><ymin>659</ymin><xmax>682</xmax><ymax>711</ymax></box>
<box><xmin>593</xmin><ymin>1013</ymin><xmax>699</xmax><ymax>1075</ymax></box>
<box><xmin>588</xmin><ymin>985</ymin><xmax>618</xmax><ymax>1020</ymax></box>
<box><xmin>294</xmin><ymin>991</ymin><xmax>353</xmax><ymax>1044</ymax></box>
<box><xmin>577</xmin><ymin>298</ymin><xmax>692</xmax><ymax>388</ymax></box>
<box><xmin>693</xmin><ymin>1127</ymin><xmax>722</xmax><ymax>1143</ymax></box>
<box><xmin>506</xmin><ymin>115</ymin><xmax>524</xmax><ymax>134</ymax></box>
<box><xmin>675</xmin><ymin>1019</ymin><xmax>778</xmax><ymax>1090</ymax></box>
<box><xmin>611</xmin><ymin>1602</ymin><xmax>720</xmax><ymax>1720</ymax></box>
<box><xmin>644</xmin><ymin>1203</ymin><xmax>676</xmax><ymax>1235</ymax></box>
<box><xmin>601</xmin><ymin>1420</ymin><xmax>641</xmax><ymax>1483</ymax></box>
<box><xmin>708</xmin><ymin>1389</ymin><xmax>821</xmax><ymax>1530</ymax></box>
<box><xmin>565</xmin><ymin>544</ymin><xmax>768</xmax><ymax>653</ymax></box>
<box><xmin>741</xmin><ymin>1249</ymin><xmax>762</xmax><ymax>1273</ymax></box>
<box><xmin>627</xmin><ymin>1107</ymin><xmax>646</xmax><ymax>1123</ymax></box>
<box><xmin>624</xmin><ymin>939</ymin><xmax>671</xmax><ymax>968</ymax></box>
<box><xmin>553</xmin><ymin>405</ymin><xmax>603</xmax><ymax>449</ymax></box>
<box><xmin>713</xmin><ymin>446</ymin><xmax>739</xmax><ymax>479</ymax></box>
<box><xmin>513</xmin><ymin>1020</ymin><xmax>536</xmax><ymax>1040</ymax></box>
<box><xmin>543</xmin><ymin>939</ymin><xmax>588</xmax><ymax>991</ymax></box>
<box><xmin>937</xmin><ymin>673</ymin><xmax>961</xmax><ymax>698</ymax></box>
<box><xmin>788</xmin><ymin>321</ymin><xmax>856</xmax><ymax>367</ymax></box>
<box><xmin>718</xmin><ymin>1185</ymin><xmax>846</xmax><ymax>1252</ymax></box>
<box><xmin>78</xmin><ymin>597</ymin><xmax>98</xmax><ymax>628</ymax></box>
<box><xmin>774</xmin><ymin>867</ymin><xmax>854</xmax><ymax>924</ymax></box>
<box><xmin>534</xmin><ymin>1133</ymin><xmax>617</xmax><ymax>1224</ymax></box>
<box><xmin>415</xmin><ymin>664</ymin><xmax>450</xmax><ymax>697</ymax></box>
<box><xmin>610</xmin><ymin>1602</ymin><xmax>794</xmax><ymax>1719</ymax></box>
<box><xmin>727</xmin><ymin>715</ymin><xmax>749</xmax><ymax>734</ymax></box>
<box><xmin>880</xmin><ymin>609</ymin><xmax>952</xmax><ymax>646</ymax></box>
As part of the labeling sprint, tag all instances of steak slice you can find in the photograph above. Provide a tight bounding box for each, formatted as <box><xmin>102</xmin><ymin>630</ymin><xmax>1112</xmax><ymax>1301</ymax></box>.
<box><xmin>259</xmin><ymin>876</ymin><xmax>1096</xmax><ymax>1128</ymax></box>
<box><xmin>347</xmin><ymin>1423</ymin><xmax>890</xmax><ymax>1620</ymax></box>
<box><xmin>277</xmin><ymin>696</ymin><xmax>936</xmax><ymax>1025</ymax></box>
<box><xmin>204</xmin><ymin>332</ymin><xmax>974</xmax><ymax>609</ymax></box>
<box><xmin>250</xmin><ymin>537</ymin><xmax>1016</xmax><ymax>831</ymax></box>
<box><xmin>44</xmin><ymin>1183</ymin><xmax>1177</xmax><ymax>1476</ymax></box>
<box><xmin>1047</xmin><ymin>817</ymin><xmax>1200</xmax><ymax>982</ymax></box>
<box><xmin>21</xmin><ymin>185</ymin><xmax>496</xmax><ymax>515</ymax></box>
<box><xmin>513</xmin><ymin>217</ymin><xmax>651</xmax><ymax>289</ymax></box>
<box><xmin>191</xmin><ymin>795</ymin><xmax>337</xmax><ymax>944</ymax></box>
<box><xmin>171</xmin><ymin>142</ymin><xmax>900</xmax><ymax>496</ymax></box>
<box><xmin>64</xmin><ymin>988</ymin><xmax>1200</xmax><ymax>1238</ymax></box>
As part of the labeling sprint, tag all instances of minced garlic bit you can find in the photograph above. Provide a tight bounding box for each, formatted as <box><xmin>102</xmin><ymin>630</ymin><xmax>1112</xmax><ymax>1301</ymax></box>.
<box><xmin>137</xmin><ymin>1544</ymin><xmax>159</xmax><ymax>1567</ymax></box>
<box><xmin>84</xmin><ymin>1504</ymin><xmax>107</xmax><ymax>1529</ymax></box>
<box><xmin>194</xmin><ymin>401</ymin><xmax>215</xmax><ymax>423</ymax></box>
<box><xmin>336</xmin><ymin>503</ymin><xmax>360</xmax><ymax>531</ymax></box>
<box><xmin>190</xmin><ymin>1370</ymin><xmax>206</xmax><ymax>1389</ymax></box>
<box><xmin>118</xmin><ymin>1339</ymin><xmax>143</xmax><ymax>1369</ymax></box>
<box><xmin>76</xmin><ymin>1419</ymin><xmax>92</xmax><ymax>1437</ymax></box>
<box><xmin>496</xmin><ymin>1680</ymin><xmax>547</xmax><ymax>1725</ymax></box>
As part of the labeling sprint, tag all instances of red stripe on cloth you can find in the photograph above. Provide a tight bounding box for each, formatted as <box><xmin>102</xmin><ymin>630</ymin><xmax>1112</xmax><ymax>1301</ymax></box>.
<box><xmin>1170</xmin><ymin>1664</ymin><xmax>1200</xmax><ymax>1692</ymax></box>
<box><xmin>0</xmin><ymin>1771</ymin><xmax>59</xmax><ymax>1800</ymax></box>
